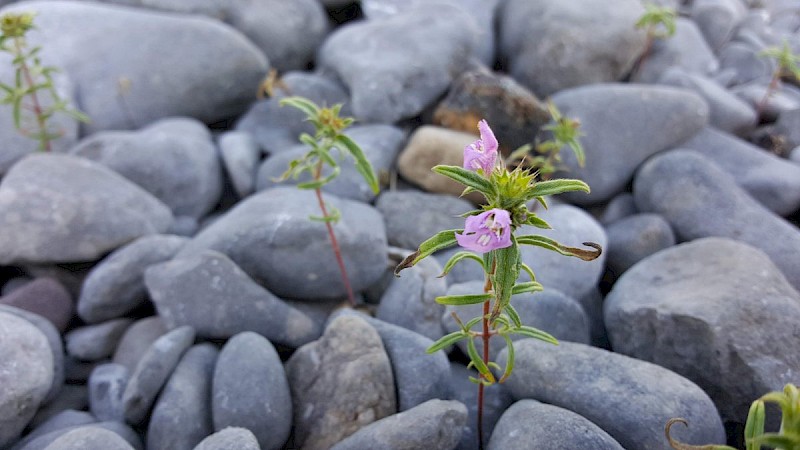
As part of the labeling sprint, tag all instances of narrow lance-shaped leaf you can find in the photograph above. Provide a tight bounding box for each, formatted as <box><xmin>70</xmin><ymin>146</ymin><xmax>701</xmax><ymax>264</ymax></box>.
<box><xmin>516</xmin><ymin>234</ymin><xmax>602</xmax><ymax>261</ymax></box>
<box><xmin>280</xmin><ymin>96</ymin><xmax>320</xmax><ymax>118</ymax></box>
<box><xmin>335</xmin><ymin>134</ymin><xmax>380</xmax><ymax>194</ymax></box>
<box><xmin>744</xmin><ymin>400</ymin><xmax>765</xmax><ymax>450</ymax></box>
<box><xmin>433</xmin><ymin>165</ymin><xmax>496</xmax><ymax>199</ymax></box>
<box><xmin>426</xmin><ymin>331</ymin><xmax>466</xmax><ymax>354</ymax></box>
<box><xmin>394</xmin><ymin>229</ymin><xmax>460</xmax><ymax>275</ymax></box>
<box><xmin>504</xmin><ymin>304</ymin><xmax>522</xmax><ymax>328</ymax></box>
<box><xmin>512</xmin><ymin>325</ymin><xmax>558</xmax><ymax>346</ymax></box>
<box><xmin>525</xmin><ymin>178</ymin><xmax>589</xmax><ymax>199</ymax></box>
<box><xmin>435</xmin><ymin>293</ymin><xmax>493</xmax><ymax>306</ymax></box>
<box><xmin>498</xmin><ymin>335</ymin><xmax>515</xmax><ymax>383</ymax></box>
<box><xmin>438</xmin><ymin>251</ymin><xmax>486</xmax><ymax>278</ymax></box>
<box><xmin>467</xmin><ymin>337</ymin><xmax>495</xmax><ymax>384</ymax></box>
<box><xmin>511</xmin><ymin>281</ymin><xmax>544</xmax><ymax>295</ymax></box>
<box><xmin>296</xmin><ymin>165</ymin><xmax>340</xmax><ymax>190</ymax></box>
<box><xmin>490</xmin><ymin>237</ymin><xmax>520</xmax><ymax>319</ymax></box>
<box><xmin>524</xmin><ymin>214</ymin><xmax>552</xmax><ymax>229</ymax></box>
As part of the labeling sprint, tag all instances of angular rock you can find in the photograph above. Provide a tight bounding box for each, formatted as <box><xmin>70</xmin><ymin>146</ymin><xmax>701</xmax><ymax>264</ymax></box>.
<box><xmin>176</xmin><ymin>187</ymin><xmax>388</xmax><ymax>300</ymax></box>
<box><xmin>65</xmin><ymin>319</ymin><xmax>132</xmax><ymax>361</ymax></box>
<box><xmin>498</xmin><ymin>339</ymin><xmax>726</xmax><ymax>449</ymax></box>
<box><xmin>318</xmin><ymin>4</ymin><xmax>474</xmax><ymax>123</ymax></box>
<box><xmin>0</xmin><ymin>277</ymin><xmax>73</xmax><ymax>332</ymax></box>
<box><xmin>212</xmin><ymin>333</ymin><xmax>290</xmax><ymax>450</ymax></box>
<box><xmin>448</xmin><ymin>363</ymin><xmax>513</xmax><ymax>450</ymax></box>
<box><xmin>193</xmin><ymin>427</ymin><xmax>260</xmax><ymax>450</ymax></box>
<box><xmin>286</xmin><ymin>315</ymin><xmax>396</xmax><ymax>450</ymax></box>
<box><xmin>331</xmin><ymin>399</ymin><xmax>467</xmax><ymax>450</ymax></box>
<box><xmin>122</xmin><ymin>326</ymin><xmax>195</xmax><ymax>425</ymax></box>
<box><xmin>633</xmin><ymin>149</ymin><xmax>800</xmax><ymax>291</ymax></box>
<box><xmin>69</xmin><ymin>118</ymin><xmax>222</xmax><ymax>218</ymax></box>
<box><xmin>500</xmin><ymin>0</ymin><xmax>646</xmax><ymax>97</ymax></box>
<box><xmin>146</xmin><ymin>250</ymin><xmax>320</xmax><ymax>347</ymax></box>
<box><xmin>78</xmin><ymin>234</ymin><xmax>187</xmax><ymax>323</ymax></box>
<box><xmin>41</xmin><ymin>427</ymin><xmax>135</xmax><ymax>450</ymax></box>
<box><xmin>88</xmin><ymin>363</ymin><xmax>129</xmax><ymax>423</ymax></box>
<box><xmin>680</xmin><ymin>127</ymin><xmax>800</xmax><ymax>216</ymax></box>
<box><xmin>0</xmin><ymin>154</ymin><xmax>173</xmax><ymax>264</ymax></box>
<box><xmin>605</xmin><ymin>237</ymin><xmax>800</xmax><ymax>426</ymax></box>
<box><xmin>635</xmin><ymin>18</ymin><xmax>719</xmax><ymax>83</ymax></box>
<box><xmin>0</xmin><ymin>1</ymin><xmax>267</xmax><ymax>132</ymax></box>
<box><xmin>551</xmin><ymin>83</ymin><xmax>709</xmax><ymax>205</ymax></box>
<box><xmin>112</xmin><ymin>316</ymin><xmax>168</xmax><ymax>373</ymax></box>
<box><xmin>605</xmin><ymin>213</ymin><xmax>675</xmax><ymax>276</ymax></box>
<box><xmin>488</xmin><ymin>400</ymin><xmax>624</xmax><ymax>450</ymax></box>
<box><xmin>148</xmin><ymin>344</ymin><xmax>217</xmax><ymax>450</ymax></box>
<box><xmin>218</xmin><ymin>131</ymin><xmax>260</xmax><ymax>198</ymax></box>
<box><xmin>0</xmin><ymin>312</ymin><xmax>54</xmax><ymax>448</ymax></box>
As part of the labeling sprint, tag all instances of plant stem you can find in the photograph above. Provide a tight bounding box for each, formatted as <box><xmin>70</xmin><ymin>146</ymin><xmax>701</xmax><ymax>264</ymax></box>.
<box><xmin>630</xmin><ymin>31</ymin><xmax>654</xmax><ymax>81</ymax></box>
<box><xmin>313</xmin><ymin>159</ymin><xmax>356</xmax><ymax>307</ymax></box>
<box><xmin>14</xmin><ymin>37</ymin><xmax>50</xmax><ymax>152</ymax></box>
<box><xmin>756</xmin><ymin>70</ymin><xmax>780</xmax><ymax>121</ymax></box>
<box><xmin>477</xmin><ymin>259</ymin><xmax>496</xmax><ymax>450</ymax></box>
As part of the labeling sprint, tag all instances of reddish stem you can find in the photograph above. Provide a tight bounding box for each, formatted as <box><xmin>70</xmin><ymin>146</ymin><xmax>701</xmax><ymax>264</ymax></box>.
<box><xmin>477</xmin><ymin>260</ymin><xmax>496</xmax><ymax>450</ymax></box>
<box><xmin>14</xmin><ymin>37</ymin><xmax>51</xmax><ymax>152</ymax></box>
<box><xmin>630</xmin><ymin>31</ymin><xmax>654</xmax><ymax>81</ymax></box>
<box><xmin>756</xmin><ymin>71</ymin><xmax>781</xmax><ymax>121</ymax></box>
<box><xmin>314</xmin><ymin>160</ymin><xmax>356</xmax><ymax>307</ymax></box>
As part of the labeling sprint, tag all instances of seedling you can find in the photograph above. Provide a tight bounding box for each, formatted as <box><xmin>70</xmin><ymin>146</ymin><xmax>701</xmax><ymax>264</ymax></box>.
<box><xmin>757</xmin><ymin>41</ymin><xmax>800</xmax><ymax>119</ymax></box>
<box><xmin>631</xmin><ymin>3</ymin><xmax>677</xmax><ymax>79</ymax></box>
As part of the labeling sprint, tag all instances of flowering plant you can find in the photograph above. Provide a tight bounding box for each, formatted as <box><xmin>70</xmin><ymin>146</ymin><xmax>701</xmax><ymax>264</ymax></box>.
<box><xmin>395</xmin><ymin>119</ymin><xmax>601</xmax><ymax>447</ymax></box>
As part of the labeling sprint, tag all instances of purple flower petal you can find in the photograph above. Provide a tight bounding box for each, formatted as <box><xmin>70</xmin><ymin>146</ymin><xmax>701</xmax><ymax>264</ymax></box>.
<box><xmin>462</xmin><ymin>120</ymin><xmax>498</xmax><ymax>175</ymax></box>
<box><xmin>455</xmin><ymin>209</ymin><xmax>512</xmax><ymax>253</ymax></box>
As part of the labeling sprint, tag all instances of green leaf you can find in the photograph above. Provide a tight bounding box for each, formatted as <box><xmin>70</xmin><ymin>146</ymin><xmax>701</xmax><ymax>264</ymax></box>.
<box><xmin>512</xmin><ymin>281</ymin><xmax>544</xmax><ymax>295</ymax></box>
<box><xmin>749</xmin><ymin>433</ymin><xmax>799</xmax><ymax>449</ymax></box>
<box><xmin>526</xmin><ymin>179</ymin><xmax>590</xmax><ymax>199</ymax></box>
<box><xmin>520</xmin><ymin>262</ymin><xmax>536</xmax><ymax>282</ymax></box>
<box><xmin>498</xmin><ymin>335</ymin><xmax>515</xmax><ymax>382</ymax></box>
<box><xmin>296</xmin><ymin>165</ymin><xmax>340</xmax><ymax>189</ymax></box>
<box><xmin>426</xmin><ymin>331</ymin><xmax>466</xmax><ymax>354</ymax></box>
<box><xmin>432</xmin><ymin>165</ymin><xmax>496</xmax><ymax>199</ymax></box>
<box><xmin>505</xmin><ymin>305</ymin><xmax>522</xmax><ymax>328</ymax></box>
<box><xmin>438</xmin><ymin>251</ymin><xmax>486</xmax><ymax>278</ymax></box>
<box><xmin>467</xmin><ymin>338</ymin><xmax>495</xmax><ymax>384</ymax></box>
<box><xmin>463</xmin><ymin>316</ymin><xmax>484</xmax><ymax>332</ymax></box>
<box><xmin>516</xmin><ymin>234</ymin><xmax>602</xmax><ymax>261</ymax></box>
<box><xmin>394</xmin><ymin>229</ymin><xmax>460</xmax><ymax>275</ymax></box>
<box><xmin>513</xmin><ymin>325</ymin><xmax>558</xmax><ymax>345</ymax></box>
<box><xmin>280</xmin><ymin>96</ymin><xmax>320</xmax><ymax>119</ymax></box>
<box><xmin>435</xmin><ymin>293</ymin><xmax>493</xmax><ymax>306</ymax></box>
<box><xmin>491</xmin><ymin>237</ymin><xmax>520</xmax><ymax>314</ymax></box>
<box><xmin>524</xmin><ymin>214</ymin><xmax>552</xmax><ymax>229</ymax></box>
<box><xmin>744</xmin><ymin>400</ymin><xmax>765</xmax><ymax>450</ymax></box>
<box><xmin>335</xmin><ymin>134</ymin><xmax>380</xmax><ymax>194</ymax></box>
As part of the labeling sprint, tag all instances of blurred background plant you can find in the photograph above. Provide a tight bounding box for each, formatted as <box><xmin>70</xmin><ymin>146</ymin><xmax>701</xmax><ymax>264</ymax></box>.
<box><xmin>757</xmin><ymin>41</ymin><xmax>800</xmax><ymax>119</ymax></box>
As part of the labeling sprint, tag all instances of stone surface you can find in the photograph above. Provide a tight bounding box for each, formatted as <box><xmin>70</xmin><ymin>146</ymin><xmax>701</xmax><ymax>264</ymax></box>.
<box><xmin>69</xmin><ymin>117</ymin><xmax>222</xmax><ymax>218</ymax></box>
<box><xmin>256</xmin><ymin>124</ymin><xmax>405</xmax><ymax>202</ymax></box>
<box><xmin>488</xmin><ymin>400</ymin><xmax>624</xmax><ymax>450</ymax></box>
<box><xmin>690</xmin><ymin>0</ymin><xmax>746</xmax><ymax>51</ymax></box>
<box><xmin>331</xmin><ymin>399</ymin><xmax>467</xmax><ymax>450</ymax></box>
<box><xmin>12</xmin><ymin>421</ymin><xmax>142</xmax><ymax>450</ymax></box>
<box><xmin>601</xmin><ymin>192</ymin><xmax>638</xmax><ymax>225</ymax></box>
<box><xmin>774</xmin><ymin>107</ymin><xmax>800</xmax><ymax>149</ymax></box>
<box><xmin>605</xmin><ymin>237</ymin><xmax>800</xmax><ymax>426</ymax></box>
<box><xmin>498</xmin><ymin>339</ymin><xmax>727</xmax><ymax>449</ymax></box>
<box><xmin>65</xmin><ymin>319</ymin><xmax>132</xmax><ymax>361</ymax></box>
<box><xmin>448</xmin><ymin>363</ymin><xmax>513</xmax><ymax>450</ymax></box>
<box><xmin>78</xmin><ymin>234</ymin><xmax>187</xmax><ymax>323</ymax></box>
<box><xmin>146</xmin><ymin>250</ymin><xmax>320</xmax><ymax>347</ymax></box>
<box><xmin>550</xmin><ymin>83</ymin><xmax>709</xmax><ymax>205</ymax></box>
<box><xmin>500</xmin><ymin>0</ymin><xmax>646</xmax><ymax>97</ymax></box>
<box><xmin>193</xmin><ymin>427</ymin><xmax>260</xmax><ymax>450</ymax></box>
<box><xmin>176</xmin><ymin>187</ymin><xmax>388</xmax><ymax>300</ymax></box>
<box><xmin>218</xmin><ymin>131</ymin><xmax>260</xmax><ymax>198</ymax></box>
<box><xmin>634</xmin><ymin>149</ymin><xmax>800</xmax><ymax>291</ymax></box>
<box><xmin>0</xmin><ymin>277</ymin><xmax>73</xmax><ymax>332</ymax></box>
<box><xmin>88</xmin><ymin>363</ymin><xmax>129</xmax><ymax>422</ymax></box>
<box><xmin>112</xmin><ymin>316</ymin><xmax>168</xmax><ymax>373</ymax></box>
<box><xmin>635</xmin><ymin>18</ymin><xmax>719</xmax><ymax>84</ymax></box>
<box><xmin>212</xmin><ymin>333</ymin><xmax>291</xmax><ymax>450</ymax></box>
<box><xmin>0</xmin><ymin>312</ymin><xmax>54</xmax><ymax>448</ymax></box>
<box><xmin>286</xmin><ymin>315</ymin><xmax>396</xmax><ymax>450</ymax></box>
<box><xmin>28</xmin><ymin>384</ymin><xmax>88</xmax><ymax>431</ymax></box>
<box><xmin>148</xmin><ymin>344</ymin><xmax>217</xmax><ymax>450</ymax></box>
<box><xmin>680</xmin><ymin>127</ymin><xmax>800</xmax><ymax>216</ymax></box>
<box><xmin>17</xmin><ymin>410</ymin><xmax>96</xmax><ymax>449</ymax></box>
<box><xmin>718</xmin><ymin>42</ymin><xmax>773</xmax><ymax>86</ymax></box>
<box><xmin>0</xmin><ymin>153</ymin><xmax>173</xmax><ymax>264</ymax></box>
<box><xmin>318</xmin><ymin>3</ymin><xmax>474</xmax><ymax>123</ymax></box>
<box><xmin>121</xmin><ymin>325</ymin><xmax>195</xmax><ymax>425</ymax></box>
<box><xmin>40</xmin><ymin>427</ymin><xmax>135</xmax><ymax>450</ymax></box>
<box><xmin>0</xmin><ymin>1</ymin><xmax>267</xmax><ymax>133</ymax></box>
<box><xmin>605</xmin><ymin>213</ymin><xmax>676</xmax><ymax>276</ymax></box>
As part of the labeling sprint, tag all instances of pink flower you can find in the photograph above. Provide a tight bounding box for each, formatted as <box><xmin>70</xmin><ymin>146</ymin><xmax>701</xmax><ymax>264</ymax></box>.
<box><xmin>455</xmin><ymin>209</ymin><xmax>512</xmax><ymax>253</ymax></box>
<box><xmin>463</xmin><ymin>119</ymin><xmax>498</xmax><ymax>175</ymax></box>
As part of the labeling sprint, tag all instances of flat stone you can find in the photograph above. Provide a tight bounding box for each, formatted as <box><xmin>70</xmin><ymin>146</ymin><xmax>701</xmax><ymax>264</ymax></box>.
<box><xmin>112</xmin><ymin>316</ymin><xmax>168</xmax><ymax>373</ymax></box>
<box><xmin>690</xmin><ymin>0</ymin><xmax>746</xmax><ymax>51</ymax></box>
<box><xmin>605</xmin><ymin>213</ymin><xmax>676</xmax><ymax>276</ymax></box>
<box><xmin>65</xmin><ymin>319</ymin><xmax>133</xmax><ymax>361</ymax></box>
<box><xmin>88</xmin><ymin>363</ymin><xmax>129</xmax><ymax>423</ymax></box>
<box><xmin>41</xmin><ymin>427</ymin><xmax>134</xmax><ymax>450</ymax></box>
<box><xmin>28</xmin><ymin>385</ymin><xmax>88</xmax><ymax>431</ymax></box>
<box><xmin>12</xmin><ymin>421</ymin><xmax>142</xmax><ymax>450</ymax></box>
<box><xmin>218</xmin><ymin>131</ymin><xmax>260</xmax><ymax>198</ymax></box>
<box><xmin>635</xmin><ymin>18</ymin><xmax>719</xmax><ymax>83</ymax></box>
<box><xmin>0</xmin><ymin>278</ymin><xmax>73</xmax><ymax>332</ymax></box>
<box><xmin>192</xmin><ymin>427</ymin><xmax>259</xmax><ymax>450</ymax></box>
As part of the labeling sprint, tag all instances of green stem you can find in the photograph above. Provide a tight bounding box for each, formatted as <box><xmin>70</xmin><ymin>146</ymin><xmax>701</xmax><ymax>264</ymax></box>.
<box><xmin>14</xmin><ymin>37</ymin><xmax>50</xmax><ymax>152</ymax></box>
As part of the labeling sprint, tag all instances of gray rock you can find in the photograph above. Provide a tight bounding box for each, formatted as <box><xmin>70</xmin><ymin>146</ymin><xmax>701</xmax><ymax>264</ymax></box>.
<box><xmin>0</xmin><ymin>1</ymin><xmax>267</xmax><ymax>133</ymax></box>
<box><xmin>498</xmin><ymin>339</ymin><xmax>727</xmax><ymax>449</ymax></box>
<box><xmin>331</xmin><ymin>399</ymin><xmax>467</xmax><ymax>450</ymax></box>
<box><xmin>0</xmin><ymin>277</ymin><xmax>73</xmax><ymax>332</ymax></box>
<box><xmin>690</xmin><ymin>0</ymin><xmax>746</xmax><ymax>51</ymax></box>
<box><xmin>256</xmin><ymin>124</ymin><xmax>405</xmax><ymax>202</ymax></box>
<box><xmin>286</xmin><ymin>315</ymin><xmax>396</xmax><ymax>450</ymax></box>
<box><xmin>605</xmin><ymin>213</ymin><xmax>675</xmax><ymax>275</ymax></box>
<box><xmin>600</xmin><ymin>192</ymin><xmax>638</xmax><ymax>225</ymax></box>
<box><xmin>377</xmin><ymin>190</ymin><xmax>474</xmax><ymax>251</ymax></box>
<box><xmin>577</xmin><ymin>288</ymin><xmax>610</xmax><ymax>348</ymax></box>
<box><xmin>448</xmin><ymin>363</ymin><xmax>513</xmax><ymax>450</ymax></box>
<box><xmin>235</xmin><ymin>72</ymin><xmax>351</xmax><ymax>154</ymax></box>
<box><xmin>122</xmin><ymin>325</ymin><xmax>195</xmax><ymax>425</ymax></box>
<box><xmin>88</xmin><ymin>363</ymin><xmax>129</xmax><ymax>422</ymax></box>
<box><xmin>192</xmin><ymin>427</ymin><xmax>260</xmax><ymax>450</ymax></box>
<box><xmin>63</xmin><ymin>357</ymin><xmax>99</xmax><ymax>384</ymax></box>
<box><xmin>69</xmin><ymin>118</ymin><xmax>222</xmax><ymax>218</ymax></box>
<box><xmin>0</xmin><ymin>153</ymin><xmax>173</xmax><ymax>264</ymax></box>
<box><xmin>176</xmin><ymin>187</ymin><xmax>388</xmax><ymax>300</ymax></box>
<box><xmin>66</xmin><ymin>319</ymin><xmax>132</xmax><ymax>361</ymax></box>
<box><xmin>13</xmin><ymin>421</ymin><xmax>142</xmax><ymax>450</ymax></box>
<box><xmin>148</xmin><ymin>344</ymin><xmax>217</xmax><ymax>450</ymax></box>
<box><xmin>28</xmin><ymin>385</ymin><xmax>88</xmax><ymax>431</ymax></box>
<box><xmin>488</xmin><ymin>399</ymin><xmax>624</xmax><ymax>450</ymax></box>
<box><xmin>1</xmin><ymin>277</ymin><xmax>31</xmax><ymax>296</ymax></box>
<box><xmin>635</xmin><ymin>18</ymin><xmax>719</xmax><ymax>83</ymax></box>
<box><xmin>146</xmin><ymin>250</ymin><xmax>320</xmax><ymax>347</ymax></box>
<box><xmin>218</xmin><ymin>131</ymin><xmax>260</xmax><ymax>198</ymax></box>
<box><xmin>377</xmin><ymin>255</ymin><xmax>446</xmax><ymax>341</ymax></box>
<box><xmin>732</xmin><ymin>81</ymin><xmax>800</xmax><ymax>121</ymax></box>
<box><xmin>605</xmin><ymin>237</ymin><xmax>800</xmax><ymax>426</ymax></box>
<box><xmin>212</xmin><ymin>333</ymin><xmax>290</xmax><ymax>450</ymax></box>
<box><xmin>718</xmin><ymin>42</ymin><xmax>773</xmax><ymax>86</ymax></box>
<box><xmin>791</xmin><ymin>145</ymin><xmax>800</xmax><ymax>163</ymax></box>
<box><xmin>442</xmin><ymin>281</ymin><xmax>590</xmax><ymax>358</ymax></box>
<box><xmin>41</xmin><ymin>427</ymin><xmax>134</xmax><ymax>450</ymax></box>
<box><xmin>318</xmin><ymin>3</ymin><xmax>474</xmax><ymax>123</ymax></box>
<box><xmin>680</xmin><ymin>127</ymin><xmax>800</xmax><ymax>216</ymax></box>
<box><xmin>659</xmin><ymin>68</ymin><xmax>756</xmax><ymax>135</ymax></box>
<box><xmin>774</xmin><ymin>107</ymin><xmax>800</xmax><ymax>149</ymax></box>
<box><xmin>0</xmin><ymin>312</ymin><xmax>54</xmax><ymax>448</ymax></box>
<box><xmin>0</xmin><ymin>305</ymin><xmax>64</xmax><ymax>403</ymax></box>
<box><xmin>633</xmin><ymin>149</ymin><xmax>800</xmax><ymax>291</ymax></box>
<box><xmin>22</xmin><ymin>410</ymin><xmax>96</xmax><ymax>445</ymax></box>
<box><xmin>550</xmin><ymin>83</ymin><xmax>708</xmax><ymax>205</ymax></box>
<box><xmin>112</xmin><ymin>316</ymin><xmax>168</xmax><ymax>373</ymax></box>
<box><xmin>499</xmin><ymin>0</ymin><xmax>646</xmax><ymax>97</ymax></box>
<box><xmin>78</xmin><ymin>234</ymin><xmax>187</xmax><ymax>323</ymax></box>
